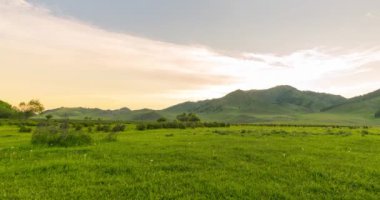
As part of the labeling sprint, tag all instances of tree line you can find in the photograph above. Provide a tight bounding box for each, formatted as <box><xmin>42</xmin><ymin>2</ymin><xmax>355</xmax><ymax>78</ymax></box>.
<box><xmin>136</xmin><ymin>113</ymin><xmax>229</xmax><ymax>130</ymax></box>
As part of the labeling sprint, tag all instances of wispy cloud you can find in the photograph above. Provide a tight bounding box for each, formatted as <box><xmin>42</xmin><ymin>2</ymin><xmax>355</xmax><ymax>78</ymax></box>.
<box><xmin>0</xmin><ymin>0</ymin><xmax>379</xmax><ymax>109</ymax></box>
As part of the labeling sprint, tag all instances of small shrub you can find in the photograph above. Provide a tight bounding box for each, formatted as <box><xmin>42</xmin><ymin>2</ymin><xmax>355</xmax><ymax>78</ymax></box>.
<box><xmin>112</xmin><ymin>124</ymin><xmax>126</xmax><ymax>132</ymax></box>
<box><xmin>32</xmin><ymin>125</ymin><xmax>92</xmax><ymax>147</ymax></box>
<box><xmin>213</xmin><ymin>130</ymin><xmax>232</xmax><ymax>135</ymax></box>
<box><xmin>136</xmin><ymin>121</ymin><xmax>229</xmax><ymax>131</ymax></box>
<box><xmin>60</xmin><ymin>122</ymin><xmax>69</xmax><ymax>130</ymax></box>
<box><xmin>136</xmin><ymin>123</ymin><xmax>146</xmax><ymax>131</ymax></box>
<box><xmin>178</xmin><ymin>123</ymin><xmax>186</xmax><ymax>129</ymax></box>
<box><xmin>74</xmin><ymin>124</ymin><xmax>83</xmax><ymax>131</ymax></box>
<box><xmin>328</xmin><ymin>130</ymin><xmax>352</xmax><ymax>136</ymax></box>
<box><xmin>104</xmin><ymin>132</ymin><xmax>118</xmax><ymax>142</ymax></box>
<box><xmin>19</xmin><ymin>126</ymin><xmax>32</xmax><ymax>133</ymax></box>
<box><xmin>96</xmin><ymin>124</ymin><xmax>111</xmax><ymax>132</ymax></box>
<box><xmin>270</xmin><ymin>130</ymin><xmax>288</xmax><ymax>136</ymax></box>
<box><xmin>361</xmin><ymin>130</ymin><xmax>369</xmax><ymax>136</ymax></box>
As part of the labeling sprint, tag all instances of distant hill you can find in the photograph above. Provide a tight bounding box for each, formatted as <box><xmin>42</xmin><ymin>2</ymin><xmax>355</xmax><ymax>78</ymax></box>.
<box><xmin>38</xmin><ymin>85</ymin><xmax>380</xmax><ymax>124</ymax></box>
<box><xmin>41</xmin><ymin>107</ymin><xmax>131</xmax><ymax>120</ymax></box>
<box><xmin>322</xmin><ymin>89</ymin><xmax>380</xmax><ymax>118</ymax></box>
<box><xmin>40</xmin><ymin>107</ymin><xmax>163</xmax><ymax>121</ymax></box>
<box><xmin>0</xmin><ymin>100</ymin><xmax>17</xmax><ymax>118</ymax></box>
<box><xmin>165</xmin><ymin>85</ymin><xmax>346</xmax><ymax>114</ymax></box>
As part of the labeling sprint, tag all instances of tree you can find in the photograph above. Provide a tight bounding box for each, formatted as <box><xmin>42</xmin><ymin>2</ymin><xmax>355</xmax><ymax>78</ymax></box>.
<box><xmin>0</xmin><ymin>100</ymin><xmax>17</xmax><ymax>118</ymax></box>
<box><xmin>375</xmin><ymin>110</ymin><xmax>380</xmax><ymax>118</ymax></box>
<box><xmin>18</xmin><ymin>99</ymin><xmax>44</xmax><ymax>119</ymax></box>
<box><xmin>176</xmin><ymin>113</ymin><xmax>201</xmax><ymax>122</ymax></box>
<box><xmin>157</xmin><ymin>117</ymin><xmax>167</xmax><ymax>123</ymax></box>
<box><xmin>46</xmin><ymin>114</ymin><xmax>53</xmax><ymax>121</ymax></box>
<box><xmin>187</xmin><ymin>113</ymin><xmax>200</xmax><ymax>122</ymax></box>
<box><xmin>176</xmin><ymin>113</ymin><xmax>188</xmax><ymax>122</ymax></box>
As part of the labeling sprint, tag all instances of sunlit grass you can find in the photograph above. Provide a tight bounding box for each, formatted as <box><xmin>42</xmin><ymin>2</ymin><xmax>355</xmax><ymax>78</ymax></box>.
<box><xmin>0</xmin><ymin>124</ymin><xmax>379</xmax><ymax>199</ymax></box>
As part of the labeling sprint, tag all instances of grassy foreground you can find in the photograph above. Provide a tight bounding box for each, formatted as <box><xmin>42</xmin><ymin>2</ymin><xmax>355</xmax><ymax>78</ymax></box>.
<box><xmin>1</xmin><ymin>125</ymin><xmax>380</xmax><ymax>199</ymax></box>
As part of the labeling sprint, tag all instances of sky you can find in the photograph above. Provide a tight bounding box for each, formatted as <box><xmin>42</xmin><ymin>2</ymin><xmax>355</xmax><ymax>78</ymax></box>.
<box><xmin>1</xmin><ymin>0</ymin><xmax>380</xmax><ymax>110</ymax></box>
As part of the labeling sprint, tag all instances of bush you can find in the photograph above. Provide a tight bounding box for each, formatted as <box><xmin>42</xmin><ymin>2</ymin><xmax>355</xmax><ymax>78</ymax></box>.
<box><xmin>136</xmin><ymin>121</ymin><xmax>229</xmax><ymax>131</ymax></box>
<box><xmin>157</xmin><ymin>117</ymin><xmax>167</xmax><ymax>123</ymax></box>
<box><xmin>136</xmin><ymin>121</ymin><xmax>230</xmax><ymax>131</ymax></box>
<box><xmin>213</xmin><ymin>130</ymin><xmax>232</xmax><ymax>135</ymax></box>
<box><xmin>74</xmin><ymin>124</ymin><xmax>83</xmax><ymax>131</ymax></box>
<box><xmin>112</xmin><ymin>124</ymin><xmax>126</xmax><ymax>132</ymax></box>
<box><xmin>136</xmin><ymin>123</ymin><xmax>146</xmax><ymax>131</ymax></box>
<box><xmin>375</xmin><ymin>110</ymin><xmax>380</xmax><ymax>118</ymax></box>
<box><xmin>32</xmin><ymin>125</ymin><xmax>92</xmax><ymax>147</ymax></box>
<box><xmin>19</xmin><ymin>126</ymin><xmax>32</xmax><ymax>133</ymax></box>
<box><xmin>104</xmin><ymin>132</ymin><xmax>118</xmax><ymax>142</ymax></box>
<box><xmin>96</xmin><ymin>124</ymin><xmax>111</xmax><ymax>132</ymax></box>
<box><xmin>361</xmin><ymin>130</ymin><xmax>369</xmax><ymax>136</ymax></box>
<box><xmin>176</xmin><ymin>113</ymin><xmax>200</xmax><ymax>122</ymax></box>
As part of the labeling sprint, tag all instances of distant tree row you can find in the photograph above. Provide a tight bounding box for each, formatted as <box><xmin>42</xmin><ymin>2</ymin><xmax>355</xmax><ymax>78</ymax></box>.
<box><xmin>176</xmin><ymin>113</ymin><xmax>200</xmax><ymax>122</ymax></box>
<box><xmin>136</xmin><ymin>121</ymin><xmax>230</xmax><ymax>131</ymax></box>
<box><xmin>136</xmin><ymin>113</ymin><xmax>229</xmax><ymax>130</ymax></box>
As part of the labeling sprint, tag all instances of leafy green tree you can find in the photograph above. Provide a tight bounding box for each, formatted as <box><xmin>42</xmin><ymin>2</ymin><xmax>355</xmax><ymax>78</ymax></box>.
<box><xmin>187</xmin><ymin>113</ymin><xmax>200</xmax><ymax>122</ymax></box>
<box><xmin>176</xmin><ymin>113</ymin><xmax>201</xmax><ymax>122</ymax></box>
<box><xmin>157</xmin><ymin>117</ymin><xmax>167</xmax><ymax>123</ymax></box>
<box><xmin>18</xmin><ymin>100</ymin><xmax>44</xmax><ymax>119</ymax></box>
<box><xmin>375</xmin><ymin>110</ymin><xmax>380</xmax><ymax>118</ymax></box>
<box><xmin>176</xmin><ymin>113</ymin><xmax>188</xmax><ymax>122</ymax></box>
<box><xmin>0</xmin><ymin>100</ymin><xmax>16</xmax><ymax>118</ymax></box>
<box><xmin>46</xmin><ymin>114</ymin><xmax>53</xmax><ymax>121</ymax></box>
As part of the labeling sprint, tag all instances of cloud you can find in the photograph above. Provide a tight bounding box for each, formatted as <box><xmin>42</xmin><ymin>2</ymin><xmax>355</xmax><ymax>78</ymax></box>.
<box><xmin>0</xmin><ymin>0</ymin><xmax>236</xmax><ymax>108</ymax></box>
<box><xmin>366</xmin><ymin>12</ymin><xmax>377</xmax><ymax>19</ymax></box>
<box><xmin>0</xmin><ymin>0</ymin><xmax>380</xmax><ymax>109</ymax></box>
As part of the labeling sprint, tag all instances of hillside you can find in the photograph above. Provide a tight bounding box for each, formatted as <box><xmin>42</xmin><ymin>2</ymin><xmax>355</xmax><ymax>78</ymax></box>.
<box><xmin>165</xmin><ymin>85</ymin><xmax>346</xmax><ymax>114</ymax></box>
<box><xmin>0</xmin><ymin>100</ymin><xmax>17</xmax><ymax>118</ymax></box>
<box><xmin>38</xmin><ymin>85</ymin><xmax>380</xmax><ymax>124</ymax></box>
<box><xmin>40</xmin><ymin>107</ymin><xmax>163</xmax><ymax>121</ymax></box>
<box><xmin>322</xmin><ymin>89</ymin><xmax>380</xmax><ymax>118</ymax></box>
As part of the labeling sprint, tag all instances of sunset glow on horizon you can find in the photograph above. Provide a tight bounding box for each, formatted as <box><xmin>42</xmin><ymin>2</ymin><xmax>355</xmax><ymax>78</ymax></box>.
<box><xmin>1</xmin><ymin>0</ymin><xmax>380</xmax><ymax>109</ymax></box>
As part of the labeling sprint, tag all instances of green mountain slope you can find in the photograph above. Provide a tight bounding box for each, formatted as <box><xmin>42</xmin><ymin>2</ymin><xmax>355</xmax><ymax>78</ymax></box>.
<box><xmin>165</xmin><ymin>85</ymin><xmax>347</xmax><ymax>115</ymax></box>
<box><xmin>40</xmin><ymin>107</ymin><xmax>163</xmax><ymax>121</ymax></box>
<box><xmin>38</xmin><ymin>86</ymin><xmax>380</xmax><ymax>124</ymax></box>
<box><xmin>0</xmin><ymin>100</ymin><xmax>17</xmax><ymax>118</ymax></box>
<box><xmin>322</xmin><ymin>89</ymin><xmax>380</xmax><ymax>118</ymax></box>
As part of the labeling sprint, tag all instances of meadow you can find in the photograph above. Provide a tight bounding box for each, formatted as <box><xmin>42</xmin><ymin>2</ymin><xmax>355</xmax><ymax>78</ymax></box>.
<box><xmin>0</xmin><ymin>123</ymin><xmax>380</xmax><ymax>199</ymax></box>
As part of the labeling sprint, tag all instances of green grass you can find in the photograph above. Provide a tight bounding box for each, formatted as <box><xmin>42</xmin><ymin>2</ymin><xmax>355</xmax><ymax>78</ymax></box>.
<box><xmin>1</xmin><ymin>124</ymin><xmax>380</xmax><ymax>199</ymax></box>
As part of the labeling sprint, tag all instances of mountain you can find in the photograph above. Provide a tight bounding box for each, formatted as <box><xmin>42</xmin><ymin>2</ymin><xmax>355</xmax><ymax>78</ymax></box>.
<box><xmin>38</xmin><ymin>85</ymin><xmax>380</xmax><ymax>124</ymax></box>
<box><xmin>40</xmin><ymin>107</ymin><xmax>127</xmax><ymax>120</ymax></box>
<box><xmin>40</xmin><ymin>107</ymin><xmax>163</xmax><ymax>121</ymax></box>
<box><xmin>322</xmin><ymin>89</ymin><xmax>380</xmax><ymax>118</ymax></box>
<box><xmin>0</xmin><ymin>100</ymin><xmax>17</xmax><ymax>118</ymax></box>
<box><xmin>165</xmin><ymin>85</ymin><xmax>347</xmax><ymax>114</ymax></box>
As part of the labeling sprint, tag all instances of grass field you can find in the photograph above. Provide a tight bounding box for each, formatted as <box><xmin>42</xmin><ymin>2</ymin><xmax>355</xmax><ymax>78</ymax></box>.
<box><xmin>1</xmin><ymin>124</ymin><xmax>380</xmax><ymax>199</ymax></box>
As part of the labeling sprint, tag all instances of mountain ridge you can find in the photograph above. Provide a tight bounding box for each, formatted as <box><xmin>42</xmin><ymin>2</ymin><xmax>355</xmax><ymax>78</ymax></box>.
<box><xmin>12</xmin><ymin>85</ymin><xmax>376</xmax><ymax>123</ymax></box>
<box><xmin>164</xmin><ymin>85</ymin><xmax>347</xmax><ymax>114</ymax></box>
<box><xmin>321</xmin><ymin>88</ymin><xmax>380</xmax><ymax>117</ymax></box>
<box><xmin>38</xmin><ymin>85</ymin><xmax>380</xmax><ymax>123</ymax></box>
